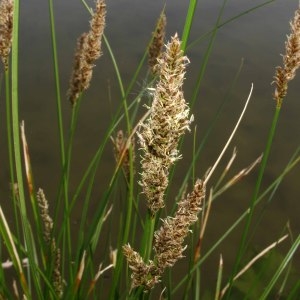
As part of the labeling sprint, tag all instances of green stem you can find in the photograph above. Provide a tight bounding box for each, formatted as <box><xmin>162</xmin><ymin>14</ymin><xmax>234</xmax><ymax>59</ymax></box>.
<box><xmin>181</xmin><ymin>0</ymin><xmax>198</xmax><ymax>51</ymax></box>
<box><xmin>48</xmin><ymin>0</ymin><xmax>65</xmax><ymax>166</ymax></box>
<box><xmin>4</xmin><ymin>68</ymin><xmax>20</xmax><ymax>239</ymax></box>
<box><xmin>11</xmin><ymin>0</ymin><xmax>42</xmax><ymax>297</ymax></box>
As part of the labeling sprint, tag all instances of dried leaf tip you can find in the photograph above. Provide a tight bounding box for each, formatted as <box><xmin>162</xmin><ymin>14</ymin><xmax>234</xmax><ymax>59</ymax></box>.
<box><xmin>0</xmin><ymin>0</ymin><xmax>14</xmax><ymax>70</ymax></box>
<box><xmin>67</xmin><ymin>0</ymin><xmax>106</xmax><ymax>105</ymax></box>
<box><xmin>148</xmin><ymin>12</ymin><xmax>166</xmax><ymax>75</ymax></box>
<box><xmin>273</xmin><ymin>7</ymin><xmax>300</xmax><ymax>108</ymax></box>
<box><xmin>139</xmin><ymin>34</ymin><xmax>191</xmax><ymax>215</ymax></box>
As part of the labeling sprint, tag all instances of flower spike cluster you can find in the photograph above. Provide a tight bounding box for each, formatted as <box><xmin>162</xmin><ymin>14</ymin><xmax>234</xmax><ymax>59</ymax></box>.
<box><xmin>0</xmin><ymin>0</ymin><xmax>13</xmax><ymax>70</ymax></box>
<box><xmin>37</xmin><ymin>189</ymin><xmax>63</xmax><ymax>297</ymax></box>
<box><xmin>139</xmin><ymin>34</ymin><xmax>192</xmax><ymax>215</ymax></box>
<box><xmin>67</xmin><ymin>0</ymin><xmax>106</xmax><ymax>105</ymax></box>
<box><xmin>123</xmin><ymin>179</ymin><xmax>206</xmax><ymax>291</ymax></box>
<box><xmin>148</xmin><ymin>11</ymin><xmax>166</xmax><ymax>75</ymax></box>
<box><xmin>273</xmin><ymin>7</ymin><xmax>300</xmax><ymax>107</ymax></box>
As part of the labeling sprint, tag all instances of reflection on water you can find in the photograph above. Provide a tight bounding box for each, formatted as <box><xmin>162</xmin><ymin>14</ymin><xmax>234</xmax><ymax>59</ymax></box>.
<box><xmin>1</xmin><ymin>0</ymin><xmax>299</xmax><ymax>295</ymax></box>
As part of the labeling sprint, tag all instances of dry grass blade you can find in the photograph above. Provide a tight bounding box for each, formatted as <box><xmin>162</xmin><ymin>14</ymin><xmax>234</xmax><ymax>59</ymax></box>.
<box><xmin>215</xmin><ymin>147</ymin><xmax>237</xmax><ymax>189</ymax></box>
<box><xmin>87</xmin><ymin>263</ymin><xmax>114</xmax><ymax>295</ymax></box>
<box><xmin>219</xmin><ymin>234</ymin><xmax>288</xmax><ymax>298</ymax></box>
<box><xmin>215</xmin><ymin>255</ymin><xmax>223</xmax><ymax>300</ymax></box>
<box><xmin>213</xmin><ymin>154</ymin><xmax>263</xmax><ymax>199</ymax></box>
<box><xmin>74</xmin><ymin>250</ymin><xmax>87</xmax><ymax>291</ymax></box>
<box><xmin>205</xmin><ymin>84</ymin><xmax>253</xmax><ymax>185</ymax></box>
<box><xmin>20</xmin><ymin>121</ymin><xmax>34</xmax><ymax>197</ymax></box>
<box><xmin>0</xmin><ymin>206</ymin><xmax>27</xmax><ymax>290</ymax></box>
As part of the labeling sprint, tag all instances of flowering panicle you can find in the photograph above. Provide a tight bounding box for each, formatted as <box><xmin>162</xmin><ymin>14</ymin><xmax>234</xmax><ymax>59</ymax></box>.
<box><xmin>123</xmin><ymin>179</ymin><xmax>205</xmax><ymax>291</ymax></box>
<box><xmin>123</xmin><ymin>244</ymin><xmax>158</xmax><ymax>291</ymax></box>
<box><xmin>139</xmin><ymin>34</ymin><xmax>191</xmax><ymax>215</ymax></box>
<box><xmin>37</xmin><ymin>189</ymin><xmax>63</xmax><ymax>298</ymax></box>
<box><xmin>153</xmin><ymin>179</ymin><xmax>205</xmax><ymax>272</ymax></box>
<box><xmin>67</xmin><ymin>0</ymin><xmax>106</xmax><ymax>105</ymax></box>
<box><xmin>273</xmin><ymin>7</ymin><xmax>300</xmax><ymax>107</ymax></box>
<box><xmin>0</xmin><ymin>0</ymin><xmax>13</xmax><ymax>70</ymax></box>
<box><xmin>148</xmin><ymin>12</ymin><xmax>166</xmax><ymax>75</ymax></box>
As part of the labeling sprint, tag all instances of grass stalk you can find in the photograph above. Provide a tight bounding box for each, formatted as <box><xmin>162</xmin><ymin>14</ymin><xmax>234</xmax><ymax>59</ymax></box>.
<box><xmin>181</xmin><ymin>0</ymin><xmax>198</xmax><ymax>51</ymax></box>
<box><xmin>11</xmin><ymin>0</ymin><xmax>43</xmax><ymax>296</ymax></box>
<box><xmin>4</xmin><ymin>67</ymin><xmax>20</xmax><ymax>239</ymax></box>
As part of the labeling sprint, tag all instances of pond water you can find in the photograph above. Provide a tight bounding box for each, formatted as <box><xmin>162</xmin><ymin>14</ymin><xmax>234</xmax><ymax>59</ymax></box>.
<box><xmin>1</xmin><ymin>0</ymin><xmax>299</xmax><ymax>297</ymax></box>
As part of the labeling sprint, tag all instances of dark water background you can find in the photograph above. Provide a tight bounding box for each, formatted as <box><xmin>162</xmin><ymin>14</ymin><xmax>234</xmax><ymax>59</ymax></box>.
<box><xmin>1</xmin><ymin>0</ymin><xmax>300</xmax><ymax>296</ymax></box>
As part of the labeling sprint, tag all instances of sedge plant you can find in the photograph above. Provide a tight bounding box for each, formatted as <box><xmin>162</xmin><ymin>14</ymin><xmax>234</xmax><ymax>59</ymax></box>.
<box><xmin>0</xmin><ymin>0</ymin><xmax>299</xmax><ymax>299</ymax></box>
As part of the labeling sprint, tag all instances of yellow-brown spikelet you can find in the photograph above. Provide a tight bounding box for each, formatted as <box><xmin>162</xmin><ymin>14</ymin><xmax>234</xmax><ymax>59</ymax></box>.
<box><xmin>37</xmin><ymin>188</ymin><xmax>53</xmax><ymax>245</ymax></box>
<box><xmin>153</xmin><ymin>179</ymin><xmax>205</xmax><ymax>272</ymax></box>
<box><xmin>37</xmin><ymin>189</ymin><xmax>63</xmax><ymax>297</ymax></box>
<box><xmin>273</xmin><ymin>7</ymin><xmax>300</xmax><ymax>108</ymax></box>
<box><xmin>148</xmin><ymin>12</ymin><xmax>166</xmax><ymax>75</ymax></box>
<box><xmin>139</xmin><ymin>33</ymin><xmax>191</xmax><ymax>215</ymax></box>
<box><xmin>123</xmin><ymin>179</ymin><xmax>205</xmax><ymax>290</ymax></box>
<box><xmin>67</xmin><ymin>0</ymin><xmax>106</xmax><ymax>105</ymax></box>
<box><xmin>0</xmin><ymin>0</ymin><xmax>13</xmax><ymax>70</ymax></box>
<box><xmin>122</xmin><ymin>244</ymin><xmax>159</xmax><ymax>291</ymax></box>
<box><xmin>52</xmin><ymin>244</ymin><xmax>63</xmax><ymax>298</ymax></box>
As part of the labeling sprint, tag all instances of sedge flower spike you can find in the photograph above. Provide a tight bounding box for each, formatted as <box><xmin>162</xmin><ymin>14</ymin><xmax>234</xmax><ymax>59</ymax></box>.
<box><xmin>123</xmin><ymin>179</ymin><xmax>205</xmax><ymax>291</ymax></box>
<box><xmin>273</xmin><ymin>7</ymin><xmax>300</xmax><ymax>107</ymax></box>
<box><xmin>139</xmin><ymin>33</ymin><xmax>192</xmax><ymax>215</ymax></box>
<box><xmin>0</xmin><ymin>0</ymin><xmax>13</xmax><ymax>70</ymax></box>
<box><xmin>67</xmin><ymin>0</ymin><xmax>106</xmax><ymax>105</ymax></box>
<box><xmin>148</xmin><ymin>12</ymin><xmax>166</xmax><ymax>75</ymax></box>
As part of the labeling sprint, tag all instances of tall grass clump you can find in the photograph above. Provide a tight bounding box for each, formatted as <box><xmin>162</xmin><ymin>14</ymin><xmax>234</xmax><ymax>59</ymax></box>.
<box><xmin>0</xmin><ymin>0</ymin><xmax>299</xmax><ymax>299</ymax></box>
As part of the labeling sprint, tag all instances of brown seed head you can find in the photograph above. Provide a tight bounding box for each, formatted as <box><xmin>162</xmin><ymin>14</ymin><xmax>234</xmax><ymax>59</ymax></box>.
<box><xmin>0</xmin><ymin>0</ymin><xmax>13</xmax><ymax>70</ymax></box>
<box><xmin>139</xmin><ymin>34</ymin><xmax>191</xmax><ymax>215</ymax></box>
<box><xmin>37</xmin><ymin>189</ymin><xmax>63</xmax><ymax>297</ymax></box>
<box><xmin>123</xmin><ymin>179</ymin><xmax>205</xmax><ymax>291</ymax></box>
<box><xmin>148</xmin><ymin>12</ymin><xmax>166</xmax><ymax>75</ymax></box>
<box><xmin>153</xmin><ymin>179</ymin><xmax>205</xmax><ymax>272</ymax></box>
<box><xmin>122</xmin><ymin>244</ymin><xmax>159</xmax><ymax>291</ymax></box>
<box><xmin>37</xmin><ymin>188</ymin><xmax>53</xmax><ymax>245</ymax></box>
<box><xmin>273</xmin><ymin>8</ymin><xmax>300</xmax><ymax>107</ymax></box>
<box><xmin>67</xmin><ymin>0</ymin><xmax>106</xmax><ymax>105</ymax></box>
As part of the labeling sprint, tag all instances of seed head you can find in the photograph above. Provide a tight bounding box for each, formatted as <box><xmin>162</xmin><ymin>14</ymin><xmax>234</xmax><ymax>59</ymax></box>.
<box><xmin>68</xmin><ymin>0</ymin><xmax>106</xmax><ymax>105</ymax></box>
<box><xmin>148</xmin><ymin>12</ymin><xmax>166</xmax><ymax>75</ymax></box>
<box><xmin>139</xmin><ymin>34</ymin><xmax>191</xmax><ymax>215</ymax></box>
<box><xmin>0</xmin><ymin>0</ymin><xmax>14</xmax><ymax>70</ymax></box>
<box><xmin>273</xmin><ymin>8</ymin><xmax>300</xmax><ymax>107</ymax></box>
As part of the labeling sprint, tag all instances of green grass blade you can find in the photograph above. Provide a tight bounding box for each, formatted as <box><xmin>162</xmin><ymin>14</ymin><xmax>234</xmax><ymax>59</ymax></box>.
<box><xmin>181</xmin><ymin>0</ymin><xmax>198</xmax><ymax>51</ymax></box>
<box><xmin>187</xmin><ymin>0</ymin><xmax>275</xmax><ymax>51</ymax></box>
<box><xmin>4</xmin><ymin>68</ymin><xmax>20</xmax><ymax>240</ymax></box>
<box><xmin>11</xmin><ymin>1</ymin><xmax>43</xmax><ymax>297</ymax></box>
